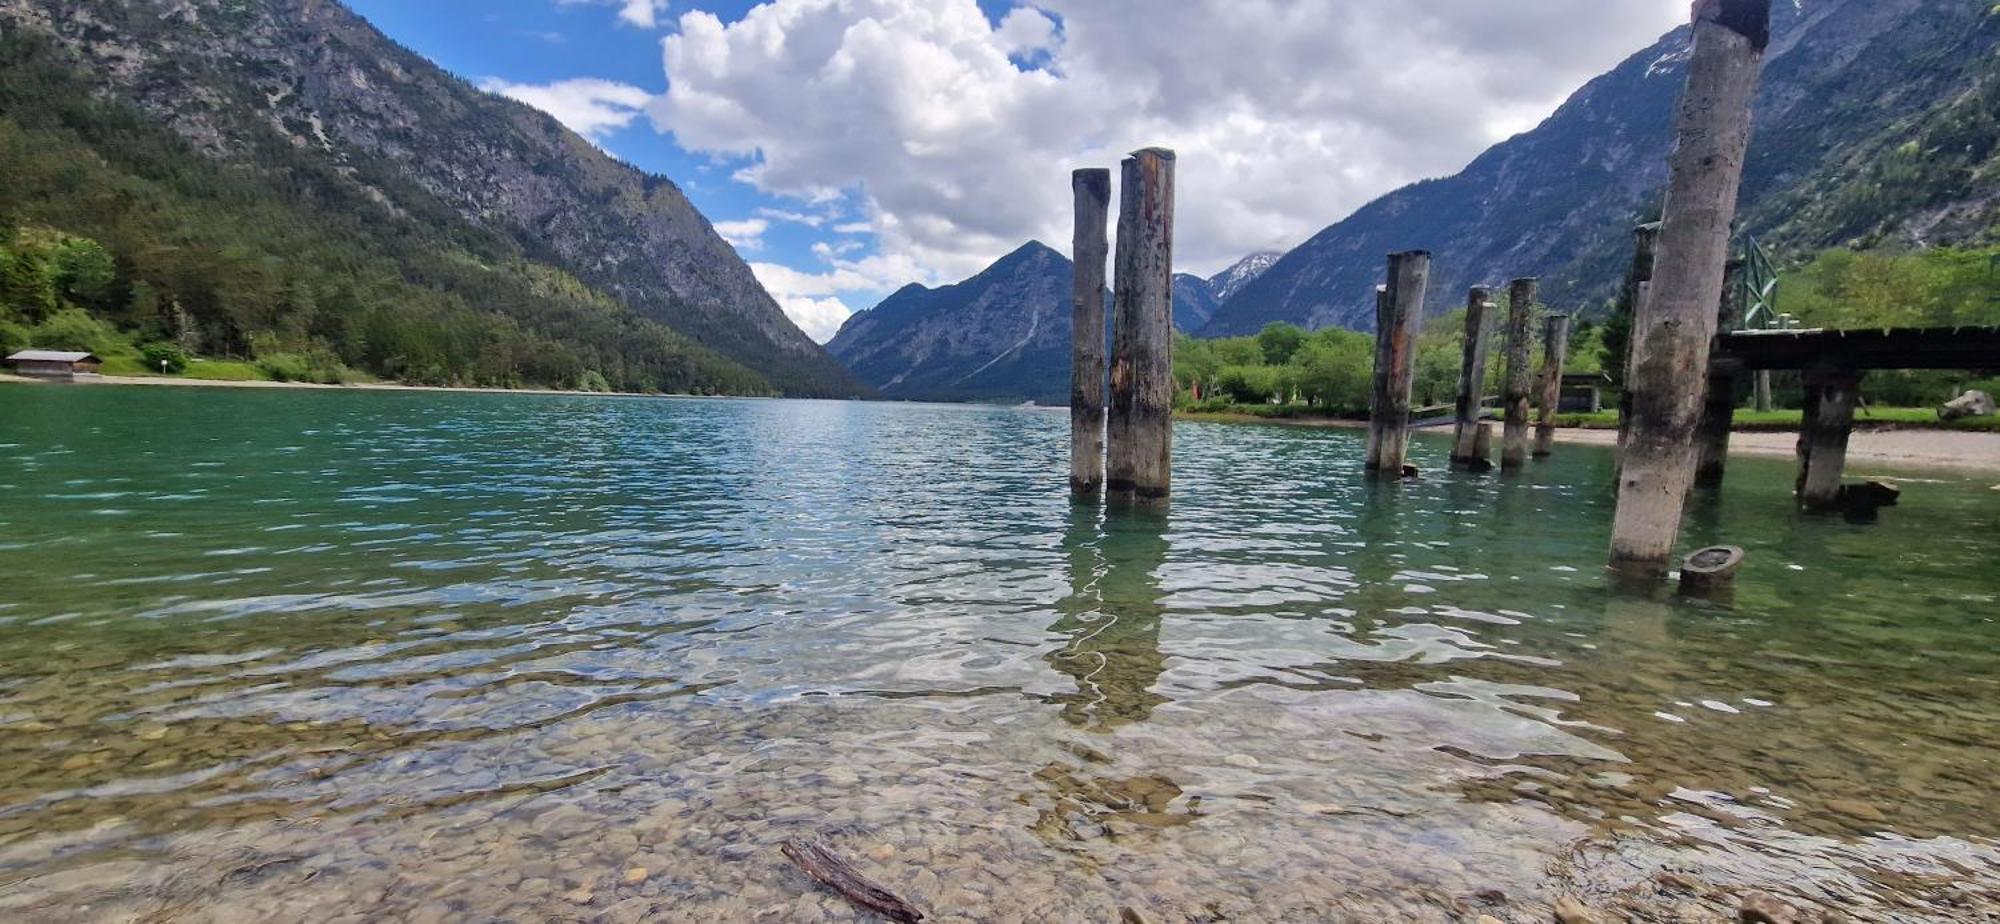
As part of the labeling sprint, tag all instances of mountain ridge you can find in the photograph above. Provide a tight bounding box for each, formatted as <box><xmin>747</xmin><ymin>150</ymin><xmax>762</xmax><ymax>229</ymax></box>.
<box><xmin>1203</xmin><ymin>0</ymin><xmax>1998</xmax><ymax>336</ymax></box>
<box><xmin>0</xmin><ymin>0</ymin><xmax>865</xmax><ymax>396</ymax></box>
<box><xmin>828</xmin><ymin>240</ymin><xmax>1239</xmax><ymax>404</ymax></box>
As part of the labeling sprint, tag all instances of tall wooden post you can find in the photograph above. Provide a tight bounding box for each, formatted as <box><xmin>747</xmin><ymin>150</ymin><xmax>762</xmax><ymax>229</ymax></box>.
<box><xmin>1500</xmin><ymin>278</ymin><xmax>1537</xmax><ymax>470</ymax></box>
<box><xmin>1366</xmin><ymin>252</ymin><xmax>1430</xmax><ymax>476</ymax></box>
<box><xmin>1069</xmin><ymin>169</ymin><xmax>1112</xmax><ymax>498</ymax></box>
<box><xmin>1107</xmin><ymin>148</ymin><xmax>1176</xmax><ymax>507</ymax></box>
<box><xmin>1694</xmin><ymin>259</ymin><xmax>1747</xmax><ymax>488</ymax></box>
<box><xmin>1797</xmin><ymin>364</ymin><xmax>1862</xmax><ymax>510</ymax></box>
<box><xmin>1451</xmin><ymin>287</ymin><xmax>1494</xmax><ymax>467</ymax></box>
<box><xmin>1363</xmin><ymin>285</ymin><xmax>1389</xmax><ymax>470</ymax></box>
<box><xmin>1614</xmin><ymin>223</ymin><xmax>1662</xmax><ymax>470</ymax></box>
<box><xmin>1611</xmin><ymin>0</ymin><xmax>1769</xmax><ymax>577</ymax></box>
<box><xmin>1533</xmin><ymin>314</ymin><xmax>1572</xmax><ymax>458</ymax></box>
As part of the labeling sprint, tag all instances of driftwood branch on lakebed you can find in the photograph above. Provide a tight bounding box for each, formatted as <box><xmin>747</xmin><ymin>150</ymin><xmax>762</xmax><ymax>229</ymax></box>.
<box><xmin>781</xmin><ymin>838</ymin><xmax>926</xmax><ymax>923</ymax></box>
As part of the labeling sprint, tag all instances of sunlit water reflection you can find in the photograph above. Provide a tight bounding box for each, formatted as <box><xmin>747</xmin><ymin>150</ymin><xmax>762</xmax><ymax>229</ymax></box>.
<box><xmin>1</xmin><ymin>387</ymin><xmax>1996</xmax><ymax>922</ymax></box>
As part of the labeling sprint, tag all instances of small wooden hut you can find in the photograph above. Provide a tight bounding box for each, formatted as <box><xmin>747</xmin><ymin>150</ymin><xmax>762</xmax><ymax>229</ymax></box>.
<box><xmin>5</xmin><ymin>350</ymin><xmax>103</xmax><ymax>381</ymax></box>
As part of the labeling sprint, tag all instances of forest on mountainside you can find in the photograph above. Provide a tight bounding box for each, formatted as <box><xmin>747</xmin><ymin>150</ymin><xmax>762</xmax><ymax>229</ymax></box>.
<box><xmin>0</xmin><ymin>35</ymin><xmax>773</xmax><ymax>395</ymax></box>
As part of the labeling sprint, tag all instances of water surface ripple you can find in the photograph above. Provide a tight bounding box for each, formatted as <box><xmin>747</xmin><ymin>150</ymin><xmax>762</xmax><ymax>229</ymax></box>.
<box><xmin>1</xmin><ymin>388</ymin><xmax>1996</xmax><ymax>922</ymax></box>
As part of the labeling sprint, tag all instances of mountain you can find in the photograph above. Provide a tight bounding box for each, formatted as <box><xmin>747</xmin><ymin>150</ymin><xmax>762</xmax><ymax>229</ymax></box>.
<box><xmin>1203</xmin><ymin>0</ymin><xmax>2000</xmax><ymax>336</ymax></box>
<box><xmin>0</xmin><ymin>0</ymin><xmax>864</xmax><ymax>396</ymax></box>
<box><xmin>828</xmin><ymin>242</ymin><xmax>1072</xmax><ymax>404</ymax></box>
<box><xmin>1172</xmin><ymin>274</ymin><xmax>1221</xmax><ymax>331</ymax></box>
<box><xmin>1206</xmin><ymin>252</ymin><xmax>1282</xmax><ymax>303</ymax></box>
<box><xmin>827</xmin><ymin>242</ymin><xmax>1227</xmax><ymax>404</ymax></box>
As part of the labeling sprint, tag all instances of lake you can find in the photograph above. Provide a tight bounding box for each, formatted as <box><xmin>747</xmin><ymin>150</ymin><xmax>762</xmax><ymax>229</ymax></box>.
<box><xmin>0</xmin><ymin>386</ymin><xmax>1996</xmax><ymax>922</ymax></box>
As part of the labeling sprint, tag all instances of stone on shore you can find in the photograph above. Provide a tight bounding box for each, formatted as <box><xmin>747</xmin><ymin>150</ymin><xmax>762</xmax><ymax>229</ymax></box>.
<box><xmin>1938</xmin><ymin>389</ymin><xmax>1996</xmax><ymax>421</ymax></box>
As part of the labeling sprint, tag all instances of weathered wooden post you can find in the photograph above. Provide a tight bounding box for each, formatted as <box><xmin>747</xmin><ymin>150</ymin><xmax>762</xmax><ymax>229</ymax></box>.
<box><xmin>1610</xmin><ymin>0</ymin><xmax>1770</xmax><ymax>577</ymax></box>
<box><xmin>1694</xmin><ymin>259</ymin><xmax>1747</xmax><ymax>488</ymax></box>
<box><xmin>1797</xmin><ymin>363</ymin><xmax>1863</xmax><ymax>510</ymax></box>
<box><xmin>1614</xmin><ymin>225</ymin><xmax>1661</xmax><ymax>468</ymax></box>
<box><xmin>1500</xmin><ymin>278</ymin><xmax>1537</xmax><ymax>470</ymax></box>
<box><xmin>1107</xmin><ymin>148</ymin><xmax>1176</xmax><ymax>508</ymax></box>
<box><xmin>1070</xmin><ymin>168</ymin><xmax>1111</xmax><ymax>499</ymax></box>
<box><xmin>1451</xmin><ymin>287</ymin><xmax>1495</xmax><ymax>468</ymax></box>
<box><xmin>1533</xmin><ymin>314</ymin><xmax>1572</xmax><ymax>458</ymax></box>
<box><xmin>1365</xmin><ymin>252</ymin><xmax>1430</xmax><ymax>477</ymax></box>
<box><xmin>1363</xmin><ymin>285</ymin><xmax>1390</xmax><ymax>469</ymax></box>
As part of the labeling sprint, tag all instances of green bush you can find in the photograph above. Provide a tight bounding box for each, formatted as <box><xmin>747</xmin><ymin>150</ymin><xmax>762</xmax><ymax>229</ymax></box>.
<box><xmin>256</xmin><ymin>350</ymin><xmax>354</xmax><ymax>384</ymax></box>
<box><xmin>138</xmin><ymin>341</ymin><xmax>188</xmax><ymax>374</ymax></box>
<box><xmin>28</xmin><ymin>308</ymin><xmax>119</xmax><ymax>354</ymax></box>
<box><xmin>0</xmin><ymin>318</ymin><xmax>26</xmax><ymax>356</ymax></box>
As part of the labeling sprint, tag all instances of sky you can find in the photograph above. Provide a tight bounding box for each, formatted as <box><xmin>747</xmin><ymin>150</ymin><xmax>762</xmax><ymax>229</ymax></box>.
<box><xmin>344</xmin><ymin>0</ymin><xmax>1692</xmax><ymax>343</ymax></box>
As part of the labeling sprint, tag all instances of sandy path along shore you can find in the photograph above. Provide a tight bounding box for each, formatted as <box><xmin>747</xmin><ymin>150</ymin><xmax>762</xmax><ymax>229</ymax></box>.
<box><xmin>1180</xmin><ymin>412</ymin><xmax>2000</xmax><ymax>476</ymax></box>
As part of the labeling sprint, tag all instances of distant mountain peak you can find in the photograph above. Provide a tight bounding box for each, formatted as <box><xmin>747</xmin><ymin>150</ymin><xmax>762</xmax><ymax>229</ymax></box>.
<box><xmin>1205</xmin><ymin>252</ymin><xmax>1284</xmax><ymax>305</ymax></box>
<box><xmin>827</xmin><ymin>241</ymin><xmax>1221</xmax><ymax>403</ymax></box>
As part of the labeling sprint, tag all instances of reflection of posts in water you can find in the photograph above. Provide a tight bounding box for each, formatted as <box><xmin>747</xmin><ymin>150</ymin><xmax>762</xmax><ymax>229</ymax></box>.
<box><xmin>1346</xmin><ymin>481</ymin><xmax>1408</xmax><ymax>629</ymax></box>
<box><xmin>1047</xmin><ymin>508</ymin><xmax>1168</xmax><ymax>732</ymax></box>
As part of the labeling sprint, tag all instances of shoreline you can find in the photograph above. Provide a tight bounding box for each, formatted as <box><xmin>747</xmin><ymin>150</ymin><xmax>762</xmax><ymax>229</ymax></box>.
<box><xmin>1180</xmin><ymin>411</ymin><xmax>2000</xmax><ymax>476</ymax></box>
<box><xmin>0</xmin><ymin>372</ymin><xmax>748</xmax><ymax>401</ymax></box>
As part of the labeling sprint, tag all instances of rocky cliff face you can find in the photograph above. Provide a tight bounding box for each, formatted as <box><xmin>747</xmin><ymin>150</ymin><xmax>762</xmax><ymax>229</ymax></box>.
<box><xmin>0</xmin><ymin>0</ymin><xmax>863</xmax><ymax>396</ymax></box>
<box><xmin>1204</xmin><ymin>0</ymin><xmax>1998</xmax><ymax>336</ymax></box>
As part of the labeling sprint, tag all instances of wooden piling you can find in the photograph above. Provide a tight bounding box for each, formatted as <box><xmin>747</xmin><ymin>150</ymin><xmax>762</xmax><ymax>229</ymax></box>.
<box><xmin>1610</xmin><ymin>0</ymin><xmax>1770</xmax><ymax>577</ymax></box>
<box><xmin>1797</xmin><ymin>365</ymin><xmax>1862</xmax><ymax>511</ymax></box>
<box><xmin>1366</xmin><ymin>252</ymin><xmax>1430</xmax><ymax>476</ymax></box>
<box><xmin>1533</xmin><ymin>314</ymin><xmax>1572</xmax><ymax>458</ymax></box>
<box><xmin>1451</xmin><ymin>287</ymin><xmax>1494</xmax><ymax>467</ymax></box>
<box><xmin>1070</xmin><ymin>168</ymin><xmax>1111</xmax><ymax>499</ymax></box>
<box><xmin>1614</xmin><ymin>225</ymin><xmax>1662</xmax><ymax>470</ymax></box>
<box><xmin>1500</xmin><ymin>278</ymin><xmax>1537</xmax><ymax>470</ymax></box>
<box><xmin>1363</xmin><ymin>285</ymin><xmax>1389</xmax><ymax>470</ymax></box>
<box><xmin>1107</xmin><ymin>148</ymin><xmax>1176</xmax><ymax>507</ymax></box>
<box><xmin>1694</xmin><ymin>259</ymin><xmax>1747</xmax><ymax>489</ymax></box>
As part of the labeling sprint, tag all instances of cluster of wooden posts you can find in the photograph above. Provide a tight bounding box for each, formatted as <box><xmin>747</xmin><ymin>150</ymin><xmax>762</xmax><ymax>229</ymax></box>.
<box><xmin>1070</xmin><ymin>149</ymin><xmax>1177</xmax><ymax>509</ymax></box>
<box><xmin>1363</xmin><ymin>266</ymin><xmax>1576</xmax><ymax>480</ymax></box>
<box><xmin>1068</xmin><ymin>1</ymin><xmax>1775</xmax><ymax>579</ymax></box>
<box><xmin>1367</xmin><ymin>0</ymin><xmax>1775</xmax><ymax>579</ymax></box>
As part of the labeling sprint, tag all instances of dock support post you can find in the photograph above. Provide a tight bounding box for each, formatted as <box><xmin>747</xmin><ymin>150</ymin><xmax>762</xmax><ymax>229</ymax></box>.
<box><xmin>1614</xmin><ymin>224</ymin><xmax>1661</xmax><ymax>471</ymax></box>
<box><xmin>1694</xmin><ymin>259</ymin><xmax>1747</xmax><ymax>489</ymax></box>
<box><xmin>1070</xmin><ymin>168</ymin><xmax>1111</xmax><ymax>499</ymax></box>
<box><xmin>1451</xmin><ymin>287</ymin><xmax>1494</xmax><ymax>467</ymax></box>
<box><xmin>1610</xmin><ymin>0</ymin><xmax>1769</xmax><ymax>577</ymax></box>
<box><xmin>1753</xmin><ymin>371</ymin><xmax>1774</xmax><ymax>412</ymax></box>
<box><xmin>1107</xmin><ymin>148</ymin><xmax>1176</xmax><ymax>508</ymax></box>
<box><xmin>1365</xmin><ymin>251</ymin><xmax>1431</xmax><ymax>477</ymax></box>
<box><xmin>1797</xmin><ymin>364</ymin><xmax>1862</xmax><ymax>510</ymax></box>
<box><xmin>1500</xmin><ymin>278</ymin><xmax>1537</xmax><ymax>470</ymax></box>
<box><xmin>1533</xmin><ymin>314</ymin><xmax>1572</xmax><ymax>458</ymax></box>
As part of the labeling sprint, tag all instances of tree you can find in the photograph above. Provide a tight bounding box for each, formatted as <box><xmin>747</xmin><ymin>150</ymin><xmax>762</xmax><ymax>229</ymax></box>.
<box><xmin>1256</xmin><ymin>321</ymin><xmax>1307</xmax><ymax>365</ymax></box>
<box><xmin>0</xmin><ymin>250</ymin><xmax>57</xmax><ymax>321</ymax></box>
<box><xmin>1292</xmin><ymin>330</ymin><xmax>1371</xmax><ymax>412</ymax></box>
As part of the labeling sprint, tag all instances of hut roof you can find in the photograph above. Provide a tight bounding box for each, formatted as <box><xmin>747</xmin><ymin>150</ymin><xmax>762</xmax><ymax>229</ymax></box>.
<box><xmin>7</xmin><ymin>350</ymin><xmax>99</xmax><ymax>363</ymax></box>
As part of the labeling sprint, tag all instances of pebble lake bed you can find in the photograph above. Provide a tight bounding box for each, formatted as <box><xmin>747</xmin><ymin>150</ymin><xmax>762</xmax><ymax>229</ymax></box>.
<box><xmin>1</xmin><ymin>387</ymin><xmax>1997</xmax><ymax>922</ymax></box>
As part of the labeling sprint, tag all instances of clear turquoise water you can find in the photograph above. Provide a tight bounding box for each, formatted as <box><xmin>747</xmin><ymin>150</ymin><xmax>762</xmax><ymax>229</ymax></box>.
<box><xmin>0</xmin><ymin>386</ymin><xmax>1995</xmax><ymax>922</ymax></box>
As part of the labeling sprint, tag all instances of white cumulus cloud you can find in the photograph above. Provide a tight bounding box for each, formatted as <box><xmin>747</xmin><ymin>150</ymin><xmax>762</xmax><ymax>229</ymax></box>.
<box><xmin>712</xmin><ymin>217</ymin><xmax>770</xmax><ymax>250</ymax></box>
<box><xmin>479</xmin><ymin>77</ymin><xmax>654</xmax><ymax>140</ymax></box>
<box><xmin>557</xmin><ymin>0</ymin><xmax>674</xmax><ymax>29</ymax></box>
<box><xmin>648</xmin><ymin>0</ymin><xmax>1692</xmax><ymax>292</ymax></box>
<box><xmin>773</xmin><ymin>295</ymin><xmax>855</xmax><ymax>343</ymax></box>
